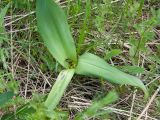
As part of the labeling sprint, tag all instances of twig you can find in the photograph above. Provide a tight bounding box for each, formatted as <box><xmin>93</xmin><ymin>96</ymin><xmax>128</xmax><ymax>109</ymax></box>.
<box><xmin>137</xmin><ymin>86</ymin><xmax>160</xmax><ymax>120</ymax></box>
<box><xmin>128</xmin><ymin>90</ymin><xmax>137</xmax><ymax>120</ymax></box>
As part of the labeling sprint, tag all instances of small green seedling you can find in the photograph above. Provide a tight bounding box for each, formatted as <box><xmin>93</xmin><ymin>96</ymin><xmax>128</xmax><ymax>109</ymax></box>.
<box><xmin>36</xmin><ymin>0</ymin><xmax>148</xmax><ymax>111</ymax></box>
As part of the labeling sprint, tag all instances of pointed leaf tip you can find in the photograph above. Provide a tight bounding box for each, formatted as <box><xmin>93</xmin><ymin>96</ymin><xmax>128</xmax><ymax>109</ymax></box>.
<box><xmin>36</xmin><ymin>0</ymin><xmax>77</xmax><ymax>68</ymax></box>
<box><xmin>76</xmin><ymin>53</ymin><xmax>148</xmax><ymax>97</ymax></box>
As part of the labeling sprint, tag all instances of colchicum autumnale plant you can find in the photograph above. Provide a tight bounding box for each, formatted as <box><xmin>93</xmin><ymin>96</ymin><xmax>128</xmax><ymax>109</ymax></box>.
<box><xmin>36</xmin><ymin>0</ymin><xmax>148</xmax><ymax>111</ymax></box>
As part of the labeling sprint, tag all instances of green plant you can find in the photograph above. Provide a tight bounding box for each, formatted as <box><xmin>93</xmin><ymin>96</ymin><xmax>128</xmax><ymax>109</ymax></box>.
<box><xmin>0</xmin><ymin>3</ymin><xmax>10</xmax><ymax>70</ymax></box>
<box><xmin>75</xmin><ymin>90</ymin><xmax>118</xmax><ymax>119</ymax></box>
<box><xmin>0</xmin><ymin>91</ymin><xmax>14</xmax><ymax>106</ymax></box>
<box><xmin>36</xmin><ymin>0</ymin><xmax>148</xmax><ymax>112</ymax></box>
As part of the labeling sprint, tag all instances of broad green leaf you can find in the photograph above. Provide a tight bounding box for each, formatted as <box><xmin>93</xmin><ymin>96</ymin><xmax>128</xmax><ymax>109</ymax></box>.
<box><xmin>1</xmin><ymin>104</ymin><xmax>35</xmax><ymax>120</ymax></box>
<box><xmin>120</xmin><ymin>66</ymin><xmax>144</xmax><ymax>74</ymax></box>
<box><xmin>105</xmin><ymin>49</ymin><xmax>122</xmax><ymax>60</ymax></box>
<box><xmin>0</xmin><ymin>91</ymin><xmax>14</xmax><ymax>106</ymax></box>
<box><xmin>75</xmin><ymin>90</ymin><xmax>118</xmax><ymax>120</ymax></box>
<box><xmin>0</xmin><ymin>3</ymin><xmax>10</xmax><ymax>42</ymax></box>
<box><xmin>45</xmin><ymin>69</ymin><xmax>75</xmax><ymax>110</ymax></box>
<box><xmin>76</xmin><ymin>53</ymin><xmax>148</xmax><ymax>97</ymax></box>
<box><xmin>36</xmin><ymin>0</ymin><xmax>77</xmax><ymax>68</ymax></box>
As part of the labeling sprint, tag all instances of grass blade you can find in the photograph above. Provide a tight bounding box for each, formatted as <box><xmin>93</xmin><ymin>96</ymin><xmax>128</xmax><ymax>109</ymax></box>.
<box><xmin>74</xmin><ymin>90</ymin><xmax>118</xmax><ymax>120</ymax></box>
<box><xmin>77</xmin><ymin>0</ymin><xmax>91</xmax><ymax>54</ymax></box>
<box><xmin>0</xmin><ymin>3</ymin><xmax>10</xmax><ymax>25</ymax></box>
<box><xmin>76</xmin><ymin>53</ymin><xmax>148</xmax><ymax>98</ymax></box>
<box><xmin>0</xmin><ymin>3</ymin><xmax>10</xmax><ymax>42</ymax></box>
<box><xmin>36</xmin><ymin>0</ymin><xmax>77</xmax><ymax>68</ymax></box>
<box><xmin>45</xmin><ymin>69</ymin><xmax>75</xmax><ymax>110</ymax></box>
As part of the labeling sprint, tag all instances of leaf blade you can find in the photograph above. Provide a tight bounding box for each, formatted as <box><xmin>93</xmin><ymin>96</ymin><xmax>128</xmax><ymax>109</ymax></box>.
<box><xmin>45</xmin><ymin>69</ymin><xmax>75</xmax><ymax>110</ymax></box>
<box><xmin>75</xmin><ymin>90</ymin><xmax>118</xmax><ymax>120</ymax></box>
<box><xmin>36</xmin><ymin>0</ymin><xmax>77</xmax><ymax>68</ymax></box>
<box><xmin>76</xmin><ymin>53</ymin><xmax>148</xmax><ymax>97</ymax></box>
<box><xmin>0</xmin><ymin>3</ymin><xmax>10</xmax><ymax>42</ymax></box>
